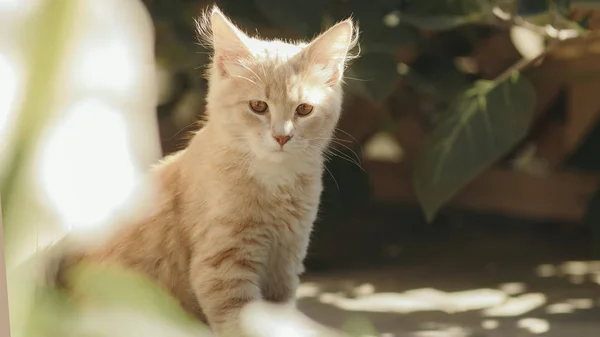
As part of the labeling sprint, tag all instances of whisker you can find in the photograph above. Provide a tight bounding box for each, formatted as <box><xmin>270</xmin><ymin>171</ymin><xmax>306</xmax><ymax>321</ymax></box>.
<box><xmin>335</xmin><ymin>128</ymin><xmax>364</xmax><ymax>153</ymax></box>
<box><xmin>236</xmin><ymin>62</ymin><xmax>264</xmax><ymax>85</ymax></box>
<box><xmin>324</xmin><ymin>165</ymin><xmax>339</xmax><ymax>190</ymax></box>
<box><xmin>326</xmin><ymin>148</ymin><xmax>365</xmax><ymax>172</ymax></box>
<box><xmin>311</xmin><ymin>136</ymin><xmax>354</xmax><ymax>144</ymax></box>
<box><xmin>328</xmin><ymin>140</ymin><xmax>363</xmax><ymax>166</ymax></box>
<box><xmin>165</xmin><ymin>121</ymin><xmax>201</xmax><ymax>141</ymax></box>
<box><xmin>301</xmin><ymin>141</ymin><xmax>364</xmax><ymax>171</ymax></box>
<box><xmin>297</xmin><ymin>148</ymin><xmax>338</xmax><ymax>189</ymax></box>
<box><xmin>344</xmin><ymin>77</ymin><xmax>369</xmax><ymax>82</ymax></box>
<box><xmin>231</xmin><ymin>75</ymin><xmax>260</xmax><ymax>88</ymax></box>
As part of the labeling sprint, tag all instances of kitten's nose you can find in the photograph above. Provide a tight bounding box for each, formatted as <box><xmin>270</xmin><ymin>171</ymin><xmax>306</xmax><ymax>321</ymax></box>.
<box><xmin>273</xmin><ymin>134</ymin><xmax>292</xmax><ymax>147</ymax></box>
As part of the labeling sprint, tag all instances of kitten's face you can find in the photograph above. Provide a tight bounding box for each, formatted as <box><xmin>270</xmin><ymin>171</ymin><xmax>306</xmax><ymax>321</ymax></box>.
<box><xmin>200</xmin><ymin>8</ymin><xmax>356</xmax><ymax>165</ymax></box>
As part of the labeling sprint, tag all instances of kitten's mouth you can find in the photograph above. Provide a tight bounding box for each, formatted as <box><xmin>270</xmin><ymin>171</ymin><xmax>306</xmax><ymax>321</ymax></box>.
<box><xmin>269</xmin><ymin>145</ymin><xmax>289</xmax><ymax>153</ymax></box>
<box><xmin>264</xmin><ymin>148</ymin><xmax>290</xmax><ymax>161</ymax></box>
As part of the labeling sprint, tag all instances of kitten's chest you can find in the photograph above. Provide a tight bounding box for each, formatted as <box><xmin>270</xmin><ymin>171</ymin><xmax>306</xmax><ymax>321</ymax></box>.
<box><xmin>211</xmin><ymin>174</ymin><xmax>321</xmax><ymax>230</ymax></box>
<box><xmin>250</xmin><ymin>183</ymin><xmax>320</xmax><ymax>228</ymax></box>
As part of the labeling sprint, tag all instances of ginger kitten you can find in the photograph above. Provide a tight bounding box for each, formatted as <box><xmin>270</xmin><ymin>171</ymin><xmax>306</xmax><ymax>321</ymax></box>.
<box><xmin>49</xmin><ymin>6</ymin><xmax>358</xmax><ymax>337</ymax></box>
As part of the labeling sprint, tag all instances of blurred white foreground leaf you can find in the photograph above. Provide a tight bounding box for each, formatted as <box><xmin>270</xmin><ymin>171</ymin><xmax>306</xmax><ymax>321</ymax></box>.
<box><xmin>0</xmin><ymin>0</ymin><xmax>163</xmax><ymax>336</ymax></box>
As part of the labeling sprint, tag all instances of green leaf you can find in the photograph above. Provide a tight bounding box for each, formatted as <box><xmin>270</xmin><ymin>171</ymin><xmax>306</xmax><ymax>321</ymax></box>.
<box><xmin>69</xmin><ymin>262</ymin><xmax>203</xmax><ymax>328</ymax></box>
<box><xmin>414</xmin><ymin>74</ymin><xmax>537</xmax><ymax>222</ymax></box>
<box><xmin>255</xmin><ymin>0</ymin><xmax>326</xmax><ymax>37</ymax></box>
<box><xmin>346</xmin><ymin>52</ymin><xmax>399</xmax><ymax>103</ymax></box>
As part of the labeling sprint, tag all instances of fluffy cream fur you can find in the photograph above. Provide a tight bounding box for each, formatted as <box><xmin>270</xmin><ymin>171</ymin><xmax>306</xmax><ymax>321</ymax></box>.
<box><xmin>50</xmin><ymin>6</ymin><xmax>358</xmax><ymax>337</ymax></box>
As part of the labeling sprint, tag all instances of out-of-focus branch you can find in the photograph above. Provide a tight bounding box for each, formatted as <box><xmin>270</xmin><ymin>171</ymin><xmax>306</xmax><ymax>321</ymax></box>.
<box><xmin>0</xmin><ymin>1</ymin><xmax>77</xmax><ymax>222</ymax></box>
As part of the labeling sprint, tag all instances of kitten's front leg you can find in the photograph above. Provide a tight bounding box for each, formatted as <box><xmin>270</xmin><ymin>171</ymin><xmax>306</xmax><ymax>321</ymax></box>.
<box><xmin>262</xmin><ymin>259</ymin><xmax>302</xmax><ymax>305</ymax></box>
<box><xmin>191</xmin><ymin>241</ymin><xmax>265</xmax><ymax>337</ymax></box>
<box><xmin>263</xmin><ymin>236</ymin><xmax>310</xmax><ymax>305</ymax></box>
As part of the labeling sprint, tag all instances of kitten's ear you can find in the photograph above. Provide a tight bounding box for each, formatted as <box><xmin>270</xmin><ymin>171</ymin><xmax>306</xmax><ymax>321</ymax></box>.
<box><xmin>202</xmin><ymin>7</ymin><xmax>252</xmax><ymax>76</ymax></box>
<box><xmin>303</xmin><ymin>20</ymin><xmax>357</xmax><ymax>86</ymax></box>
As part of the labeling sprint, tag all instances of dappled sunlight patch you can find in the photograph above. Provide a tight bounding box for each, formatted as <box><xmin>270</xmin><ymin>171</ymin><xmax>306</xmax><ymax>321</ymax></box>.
<box><xmin>317</xmin><ymin>287</ymin><xmax>509</xmax><ymax>314</ymax></box>
<box><xmin>566</xmin><ymin>298</ymin><xmax>594</xmax><ymax>310</ymax></box>
<box><xmin>412</xmin><ymin>325</ymin><xmax>471</xmax><ymax>337</ymax></box>
<box><xmin>517</xmin><ymin>318</ymin><xmax>550</xmax><ymax>335</ymax></box>
<box><xmin>363</xmin><ymin>132</ymin><xmax>404</xmax><ymax>163</ymax></box>
<box><xmin>299</xmin><ymin>264</ymin><xmax>600</xmax><ymax>336</ymax></box>
<box><xmin>498</xmin><ymin>282</ymin><xmax>526</xmax><ymax>296</ymax></box>
<box><xmin>535</xmin><ymin>264</ymin><xmax>557</xmax><ymax>278</ymax></box>
<box><xmin>569</xmin><ymin>274</ymin><xmax>585</xmax><ymax>284</ymax></box>
<box><xmin>546</xmin><ymin>302</ymin><xmax>575</xmax><ymax>314</ymax></box>
<box><xmin>298</xmin><ymin>268</ymin><xmax>600</xmax><ymax>337</ymax></box>
<box><xmin>561</xmin><ymin>261</ymin><xmax>589</xmax><ymax>275</ymax></box>
<box><xmin>589</xmin><ymin>261</ymin><xmax>600</xmax><ymax>273</ymax></box>
<box><xmin>480</xmin><ymin>319</ymin><xmax>499</xmax><ymax>330</ymax></box>
<box><xmin>536</xmin><ymin>261</ymin><xmax>600</xmax><ymax>284</ymax></box>
<box><xmin>483</xmin><ymin>293</ymin><xmax>546</xmax><ymax>317</ymax></box>
<box><xmin>352</xmin><ymin>283</ymin><xmax>376</xmax><ymax>297</ymax></box>
<box><xmin>296</xmin><ymin>282</ymin><xmax>321</xmax><ymax>299</ymax></box>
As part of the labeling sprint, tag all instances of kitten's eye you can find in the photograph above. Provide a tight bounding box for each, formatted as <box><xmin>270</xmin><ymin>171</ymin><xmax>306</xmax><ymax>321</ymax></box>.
<box><xmin>296</xmin><ymin>103</ymin><xmax>314</xmax><ymax>116</ymax></box>
<box><xmin>249</xmin><ymin>100</ymin><xmax>268</xmax><ymax>113</ymax></box>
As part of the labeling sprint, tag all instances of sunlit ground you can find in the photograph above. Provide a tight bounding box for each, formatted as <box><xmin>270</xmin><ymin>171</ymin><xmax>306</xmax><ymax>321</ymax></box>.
<box><xmin>296</xmin><ymin>260</ymin><xmax>600</xmax><ymax>337</ymax></box>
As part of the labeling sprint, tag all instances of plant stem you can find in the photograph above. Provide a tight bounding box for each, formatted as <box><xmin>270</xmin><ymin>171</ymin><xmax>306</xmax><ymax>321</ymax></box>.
<box><xmin>491</xmin><ymin>42</ymin><xmax>559</xmax><ymax>89</ymax></box>
<box><xmin>0</xmin><ymin>1</ymin><xmax>77</xmax><ymax>220</ymax></box>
